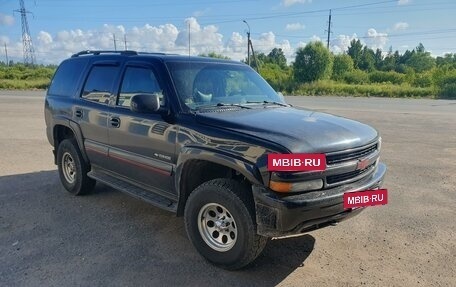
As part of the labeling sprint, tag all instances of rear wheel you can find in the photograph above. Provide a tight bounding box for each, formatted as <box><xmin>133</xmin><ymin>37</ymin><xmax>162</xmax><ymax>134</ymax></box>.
<box><xmin>184</xmin><ymin>179</ymin><xmax>268</xmax><ymax>270</ymax></box>
<box><xmin>57</xmin><ymin>139</ymin><xmax>95</xmax><ymax>195</ymax></box>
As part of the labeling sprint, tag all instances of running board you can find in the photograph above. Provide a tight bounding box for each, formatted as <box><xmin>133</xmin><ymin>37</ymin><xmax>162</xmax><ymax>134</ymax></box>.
<box><xmin>88</xmin><ymin>170</ymin><xmax>177</xmax><ymax>212</ymax></box>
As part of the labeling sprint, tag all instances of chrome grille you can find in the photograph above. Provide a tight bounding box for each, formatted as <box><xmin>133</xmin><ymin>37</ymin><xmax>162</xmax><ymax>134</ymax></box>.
<box><xmin>326</xmin><ymin>143</ymin><xmax>378</xmax><ymax>165</ymax></box>
<box><xmin>326</xmin><ymin>163</ymin><xmax>376</xmax><ymax>184</ymax></box>
<box><xmin>324</xmin><ymin>141</ymin><xmax>380</xmax><ymax>186</ymax></box>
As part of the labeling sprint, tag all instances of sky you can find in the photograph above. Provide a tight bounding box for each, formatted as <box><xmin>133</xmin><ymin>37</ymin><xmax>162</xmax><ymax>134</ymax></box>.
<box><xmin>0</xmin><ymin>0</ymin><xmax>456</xmax><ymax>65</ymax></box>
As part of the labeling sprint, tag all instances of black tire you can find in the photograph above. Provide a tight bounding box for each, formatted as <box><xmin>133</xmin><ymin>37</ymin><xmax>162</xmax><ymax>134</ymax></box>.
<box><xmin>184</xmin><ymin>178</ymin><xmax>268</xmax><ymax>270</ymax></box>
<box><xmin>57</xmin><ymin>138</ymin><xmax>95</xmax><ymax>195</ymax></box>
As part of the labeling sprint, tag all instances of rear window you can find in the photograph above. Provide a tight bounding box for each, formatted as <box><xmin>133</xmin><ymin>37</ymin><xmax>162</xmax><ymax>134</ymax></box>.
<box><xmin>48</xmin><ymin>59</ymin><xmax>88</xmax><ymax>97</ymax></box>
<box><xmin>81</xmin><ymin>65</ymin><xmax>119</xmax><ymax>104</ymax></box>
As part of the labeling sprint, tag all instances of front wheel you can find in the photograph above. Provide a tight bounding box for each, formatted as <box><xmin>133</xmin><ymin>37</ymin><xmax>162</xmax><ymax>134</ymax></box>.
<box><xmin>184</xmin><ymin>179</ymin><xmax>268</xmax><ymax>270</ymax></box>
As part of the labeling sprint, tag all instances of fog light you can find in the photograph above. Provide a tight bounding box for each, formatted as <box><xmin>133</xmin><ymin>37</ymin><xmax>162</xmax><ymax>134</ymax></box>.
<box><xmin>269</xmin><ymin>179</ymin><xmax>324</xmax><ymax>193</ymax></box>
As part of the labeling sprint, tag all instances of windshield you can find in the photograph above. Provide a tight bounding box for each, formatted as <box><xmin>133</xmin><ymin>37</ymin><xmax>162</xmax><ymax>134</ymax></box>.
<box><xmin>166</xmin><ymin>61</ymin><xmax>286</xmax><ymax>110</ymax></box>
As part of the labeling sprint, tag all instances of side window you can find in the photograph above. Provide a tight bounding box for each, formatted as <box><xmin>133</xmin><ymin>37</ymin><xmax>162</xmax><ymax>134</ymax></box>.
<box><xmin>82</xmin><ymin>65</ymin><xmax>119</xmax><ymax>104</ymax></box>
<box><xmin>118</xmin><ymin>66</ymin><xmax>164</xmax><ymax>108</ymax></box>
<box><xmin>48</xmin><ymin>59</ymin><xmax>87</xmax><ymax>96</ymax></box>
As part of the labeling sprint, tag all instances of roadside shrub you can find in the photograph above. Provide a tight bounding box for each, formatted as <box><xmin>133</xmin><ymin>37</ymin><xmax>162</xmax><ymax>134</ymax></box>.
<box><xmin>0</xmin><ymin>79</ymin><xmax>50</xmax><ymax>90</ymax></box>
<box><xmin>294</xmin><ymin>80</ymin><xmax>433</xmax><ymax>98</ymax></box>
<box><xmin>0</xmin><ymin>65</ymin><xmax>55</xmax><ymax>89</ymax></box>
<box><xmin>369</xmin><ymin>71</ymin><xmax>405</xmax><ymax>85</ymax></box>
<box><xmin>439</xmin><ymin>83</ymin><xmax>456</xmax><ymax>99</ymax></box>
<box><xmin>343</xmin><ymin>69</ymin><xmax>369</xmax><ymax>84</ymax></box>
<box><xmin>259</xmin><ymin>63</ymin><xmax>293</xmax><ymax>92</ymax></box>
<box><xmin>437</xmin><ymin>73</ymin><xmax>456</xmax><ymax>99</ymax></box>
<box><xmin>332</xmin><ymin>54</ymin><xmax>354</xmax><ymax>81</ymax></box>
<box><xmin>412</xmin><ymin>73</ymin><xmax>433</xmax><ymax>88</ymax></box>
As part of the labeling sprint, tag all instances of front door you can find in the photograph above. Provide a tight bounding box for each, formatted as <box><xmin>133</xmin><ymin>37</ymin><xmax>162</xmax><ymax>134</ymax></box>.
<box><xmin>107</xmin><ymin>63</ymin><xmax>176</xmax><ymax>196</ymax></box>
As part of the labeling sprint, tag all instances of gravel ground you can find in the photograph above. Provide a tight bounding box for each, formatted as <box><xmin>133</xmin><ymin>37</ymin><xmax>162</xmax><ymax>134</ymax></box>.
<box><xmin>0</xmin><ymin>90</ymin><xmax>455</xmax><ymax>287</ymax></box>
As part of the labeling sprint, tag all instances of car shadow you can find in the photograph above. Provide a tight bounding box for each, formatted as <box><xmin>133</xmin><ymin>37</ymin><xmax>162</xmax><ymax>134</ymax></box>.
<box><xmin>0</xmin><ymin>170</ymin><xmax>315</xmax><ymax>287</ymax></box>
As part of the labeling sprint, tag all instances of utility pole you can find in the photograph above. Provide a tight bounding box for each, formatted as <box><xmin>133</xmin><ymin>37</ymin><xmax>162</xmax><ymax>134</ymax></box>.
<box><xmin>250</xmin><ymin>41</ymin><xmax>259</xmax><ymax>72</ymax></box>
<box><xmin>124</xmin><ymin>34</ymin><xmax>127</xmax><ymax>50</ymax></box>
<box><xmin>188</xmin><ymin>22</ymin><xmax>191</xmax><ymax>57</ymax></box>
<box><xmin>326</xmin><ymin>9</ymin><xmax>332</xmax><ymax>49</ymax></box>
<box><xmin>243</xmin><ymin>20</ymin><xmax>251</xmax><ymax>66</ymax></box>
<box><xmin>4</xmin><ymin>43</ymin><xmax>8</xmax><ymax>66</ymax></box>
<box><xmin>14</xmin><ymin>0</ymin><xmax>36</xmax><ymax>66</ymax></box>
<box><xmin>113</xmin><ymin>33</ymin><xmax>117</xmax><ymax>51</ymax></box>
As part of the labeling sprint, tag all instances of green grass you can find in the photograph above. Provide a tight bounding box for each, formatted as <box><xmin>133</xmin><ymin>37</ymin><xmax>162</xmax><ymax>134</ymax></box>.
<box><xmin>294</xmin><ymin>80</ymin><xmax>435</xmax><ymax>98</ymax></box>
<box><xmin>0</xmin><ymin>64</ymin><xmax>55</xmax><ymax>90</ymax></box>
<box><xmin>0</xmin><ymin>79</ymin><xmax>50</xmax><ymax>90</ymax></box>
<box><xmin>0</xmin><ymin>65</ymin><xmax>448</xmax><ymax>99</ymax></box>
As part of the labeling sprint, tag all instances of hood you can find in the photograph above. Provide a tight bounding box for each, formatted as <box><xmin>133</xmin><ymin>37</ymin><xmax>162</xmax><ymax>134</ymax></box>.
<box><xmin>195</xmin><ymin>107</ymin><xmax>379</xmax><ymax>153</ymax></box>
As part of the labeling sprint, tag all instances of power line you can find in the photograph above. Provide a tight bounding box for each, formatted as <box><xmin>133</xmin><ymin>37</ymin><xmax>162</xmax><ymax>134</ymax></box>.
<box><xmin>14</xmin><ymin>0</ymin><xmax>36</xmax><ymax>66</ymax></box>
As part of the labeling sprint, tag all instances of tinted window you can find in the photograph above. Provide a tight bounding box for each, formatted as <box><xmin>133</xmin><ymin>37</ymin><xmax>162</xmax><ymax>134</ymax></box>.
<box><xmin>82</xmin><ymin>65</ymin><xmax>119</xmax><ymax>104</ymax></box>
<box><xmin>166</xmin><ymin>61</ymin><xmax>283</xmax><ymax>110</ymax></box>
<box><xmin>118</xmin><ymin>66</ymin><xmax>164</xmax><ymax>108</ymax></box>
<box><xmin>48</xmin><ymin>59</ymin><xmax>87</xmax><ymax>96</ymax></box>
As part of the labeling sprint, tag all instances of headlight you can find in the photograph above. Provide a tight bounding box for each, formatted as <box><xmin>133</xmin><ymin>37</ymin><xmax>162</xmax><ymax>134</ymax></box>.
<box><xmin>269</xmin><ymin>179</ymin><xmax>323</xmax><ymax>193</ymax></box>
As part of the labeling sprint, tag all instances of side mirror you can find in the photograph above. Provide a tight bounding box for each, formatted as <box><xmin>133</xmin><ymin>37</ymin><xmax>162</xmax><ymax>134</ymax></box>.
<box><xmin>130</xmin><ymin>93</ymin><xmax>160</xmax><ymax>113</ymax></box>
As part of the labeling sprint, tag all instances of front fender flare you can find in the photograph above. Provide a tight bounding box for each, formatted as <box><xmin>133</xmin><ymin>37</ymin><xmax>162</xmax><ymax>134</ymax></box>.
<box><xmin>174</xmin><ymin>146</ymin><xmax>265</xmax><ymax>211</ymax></box>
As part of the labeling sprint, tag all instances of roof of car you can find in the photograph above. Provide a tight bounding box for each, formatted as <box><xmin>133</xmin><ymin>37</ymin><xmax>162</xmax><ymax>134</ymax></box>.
<box><xmin>70</xmin><ymin>50</ymin><xmax>244</xmax><ymax>65</ymax></box>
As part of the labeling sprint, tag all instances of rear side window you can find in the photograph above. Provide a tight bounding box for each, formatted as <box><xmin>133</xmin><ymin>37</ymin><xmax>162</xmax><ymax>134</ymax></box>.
<box><xmin>48</xmin><ymin>59</ymin><xmax>87</xmax><ymax>96</ymax></box>
<box><xmin>82</xmin><ymin>65</ymin><xmax>119</xmax><ymax>104</ymax></box>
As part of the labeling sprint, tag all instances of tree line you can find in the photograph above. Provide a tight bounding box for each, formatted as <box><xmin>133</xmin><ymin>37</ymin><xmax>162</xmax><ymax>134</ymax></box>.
<box><xmin>1</xmin><ymin>43</ymin><xmax>455</xmax><ymax>98</ymax></box>
<box><xmin>248</xmin><ymin>41</ymin><xmax>456</xmax><ymax>99</ymax></box>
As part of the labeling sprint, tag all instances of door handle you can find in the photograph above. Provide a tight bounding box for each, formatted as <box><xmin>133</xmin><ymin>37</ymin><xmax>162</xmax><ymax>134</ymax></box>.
<box><xmin>75</xmin><ymin>109</ymin><xmax>83</xmax><ymax>118</ymax></box>
<box><xmin>110</xmin><ymin>117</ymin><xmax>121</xmax><ymax>128</ymax></box>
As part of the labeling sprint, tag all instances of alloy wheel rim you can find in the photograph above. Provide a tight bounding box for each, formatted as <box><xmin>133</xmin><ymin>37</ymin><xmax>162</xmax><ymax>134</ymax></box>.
<box><xmin>197</xmin><ymin>203</ymin><xmax>238</xmax><ymax>252</ymax></box>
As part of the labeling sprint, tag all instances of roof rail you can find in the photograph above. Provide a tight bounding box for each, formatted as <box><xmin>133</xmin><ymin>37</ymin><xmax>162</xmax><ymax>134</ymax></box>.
<box><xmin>136</xmin><ymin>52</ymin><xmax>174</xmax><ymax>56</ymax></box>
<box><xmin>71</xmin><ymin>50</ymin><xmax>138</xmax><ymax>57</ymax></box>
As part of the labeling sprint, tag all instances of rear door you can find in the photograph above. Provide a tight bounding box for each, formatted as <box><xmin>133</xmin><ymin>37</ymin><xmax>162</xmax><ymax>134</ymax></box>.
<box><xmin>75</xmin><ymin>61</ymin><xmax>121</xmax><ymax>168</ymax></box>
<box><xmin>106</xmin><ymin>61</ymin><xmax>177</xmax><ymax>197</ymax></box>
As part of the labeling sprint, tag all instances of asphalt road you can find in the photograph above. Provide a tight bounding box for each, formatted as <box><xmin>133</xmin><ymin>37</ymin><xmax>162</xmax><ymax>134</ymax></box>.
<box><xmin>1</xmin><ymin>91</ymin><xmax>455</xmax><ymax>286</ymax></box>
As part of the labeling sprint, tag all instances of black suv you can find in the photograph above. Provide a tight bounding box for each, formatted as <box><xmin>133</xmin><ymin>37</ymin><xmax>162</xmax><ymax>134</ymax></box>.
<box><xmin>45</xmin><ymin>50</ymin><xmax>386</xmax><ymax>269</ymax></box>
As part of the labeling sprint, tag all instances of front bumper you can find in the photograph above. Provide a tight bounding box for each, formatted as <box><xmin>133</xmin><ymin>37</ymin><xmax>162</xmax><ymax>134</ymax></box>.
<box><xmin>252</xmin><ymin>163</ymin><xmax>386</xmax><ymax>237</ymax></box>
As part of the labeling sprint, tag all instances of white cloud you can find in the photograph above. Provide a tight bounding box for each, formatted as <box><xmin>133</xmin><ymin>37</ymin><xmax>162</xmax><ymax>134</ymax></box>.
<box><xmin>330</xmin><ymin>34</ymin><xmax>358</xmax><ymax>54</ymax></box>
<box><xmin>225</xmin><ymin>32</ymin><xmax>246</xmax><ymax>60</ymax></box>
<box><xmin>329</xmin><ymin>30</ymin><xmax>388</xmax><ymax>54</ymax></box>
<box><xmin>193</xmin><ymin>8</ymin><xmax>211</xmax><ymax>17</ymax></box>
<box><xmin>310</xmin><ymin>35</ymin><xmax>322</xmax><ymax>42</ymax></box>
<box><xmin>0</xmin><ymin>13</ymin><xmax>14</xmax><ymax>26</ymax></box>
<box><xmin>253</xmin><ymin>32</ymin><xmax>292</xmax><ymax>56</ymax></box>
<box><xmin>285</xmin><ymin>22</ymin><xmax>305</xmax><ymax>31</ymax></box>
<box><xmin>37</xmin><ymin>31</ymin><xmax>53</xmax><ymax>45</ymax></box>
<box><xmin>296</xmin><ymin>41</ymin><xmax>307</xmax><ymax>48</ymax></box>
<box><xmin>175</xmin><ymin>17</ymin><xmax>223</xmax><ymax>55</ymax></box>
<box><xmin>282</xmin><ymin>0</ymin><xmax>312</xmax><ymax>7</ymax></box>
<box><xmin>6</xmin><ymin>18</ymin><xmax>314</xmax><ymax>65</ymax></box>
<box><xmin>398</xmin><ymin>0</ymin><xmax>411</xmax><ymax>5</ymax></box>
<box><xmin>393</xmin><ymin>22</ymin><xmax>409</xmax><ymax>31</ymax></box>
<box><xmin>0</xmin><ymin>36</ymin><xmax>10</xmax><ymax>45</ymax></box>
<box><xmin>364</xmin><ymin>28</ymin><xmax>388</xmax><ymax>50</ymax></box>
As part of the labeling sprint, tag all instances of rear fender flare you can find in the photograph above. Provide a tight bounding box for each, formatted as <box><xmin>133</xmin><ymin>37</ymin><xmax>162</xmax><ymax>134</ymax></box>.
<box><xmin>53</xmin><ymin>116</ymin><xmax>89</xmax><ymax>164</ymax></box>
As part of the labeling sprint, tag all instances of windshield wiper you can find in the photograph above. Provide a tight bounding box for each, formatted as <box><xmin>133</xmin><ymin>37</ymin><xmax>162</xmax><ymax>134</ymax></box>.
<box><xmin>196</xmin><ymin>102</ymin><xmax>252</xmax><ymax>110</ymax></box>
<box><xmin>216</xmin><ymin>102</ymin><xmax>252</xmax><ymax>109</ymax></box>
<box><xmin>246</xmin><ymin>100</ymin><xmax>290</xmax><ymax>107</ymax></box>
